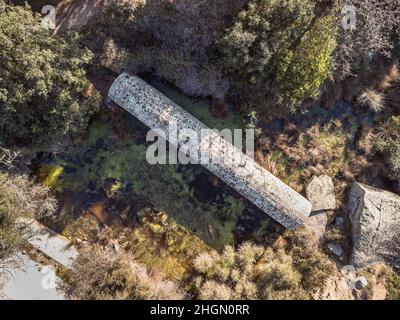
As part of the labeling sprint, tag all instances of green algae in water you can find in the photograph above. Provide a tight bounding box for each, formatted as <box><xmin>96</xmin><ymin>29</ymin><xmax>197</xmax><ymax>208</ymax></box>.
<box><xmin>36</xmin><ymin>82</ymin><xmax>271</xmax><ymax>253</ymax></box>
<box><xmin>37</xmin><ymin>135</ymin><xmax>244</xmax><ymax>250</ymax></box>
<box><xmin>37</xmin><ymin>164</ymin><xmax>64</xmax><ymax>190</ymax></box>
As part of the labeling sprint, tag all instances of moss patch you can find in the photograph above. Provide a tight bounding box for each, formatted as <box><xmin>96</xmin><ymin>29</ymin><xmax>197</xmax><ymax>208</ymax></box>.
<box><xmin>36</xmin><ymin>110</ymin><xmax>272</xmax><ymax>256</ymax></box>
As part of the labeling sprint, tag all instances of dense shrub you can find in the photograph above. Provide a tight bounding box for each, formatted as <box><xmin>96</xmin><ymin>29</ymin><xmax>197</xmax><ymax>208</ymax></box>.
<box><xmin>386</xmin><ymin>271</ymin><xmax>400</xmax><ymax>300</ymax></box>
<box><xmin>0</xmin><ymin>1</ymin><xmax>101</xmax><ymax>145</ymax></box>
<box><xmin>81</xmin><ymin>0</ymin><xmax>244</xmax><ymax>98</ymax></box>
<box><xmin>275</xmin><ymin>16</ymin><xmax>336</xmax><ymax>111</ymax></box>
<box><xmin>192</xmin><ymin>234</ymin><xmax>333</xmax><ymax>300</ymax></box>
<box><xmin>63</xmin><ymin>246</ymin><xmax>185</xmax><ymax>300</ymax></box>
<box><xmin>284</xmin><ymin>230</ymin><xmax>334</xmax><ymax>292</ymax></box>
<box><xmin>333</xmin><ymin>0</ymin><xmax>400</xmax><ymax>78</ymax></box>
<box><xmin>216</xmin><ymin>0</ymin><xmax>337</xmax><ymax>115</ymax></box>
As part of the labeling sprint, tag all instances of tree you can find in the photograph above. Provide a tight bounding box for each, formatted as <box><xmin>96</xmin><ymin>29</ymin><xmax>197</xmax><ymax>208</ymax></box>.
<box><xmin>63</xmin><ymin>246</ymin><xmax>185</xmax><ymax>300</ymax></box>
<box><xmin>80</xmin><ymin>0</ymin><xmax>248</xmax><ymax>99</ymax></box>
<box><xmin>0</xmin><ymin>1</ymin><xmax>101</xmax><ymax>145</ymax></box>
<box><xmin>275</xmin><ymin>15</ymin><xmax>336</xmax><ymax>111</ymax></box>
<box><xmin>216</xmin><ymin>0</ymin><xmax>337</xmax><ymax>116</ymax></box>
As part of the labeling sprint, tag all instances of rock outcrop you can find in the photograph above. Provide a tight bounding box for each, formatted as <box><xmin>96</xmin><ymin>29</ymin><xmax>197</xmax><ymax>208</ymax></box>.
<box><xmin>306</xmin><ymin>175</ymin><xmax>336</xmax><ymax>211</ymax></box>
<box><xmin>349</xmin><ymin>182</ymin><xmax>400</xmax><ymax>269</ymax></box>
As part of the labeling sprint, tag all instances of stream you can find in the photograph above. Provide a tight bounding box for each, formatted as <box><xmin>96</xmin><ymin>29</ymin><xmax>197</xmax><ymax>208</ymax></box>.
<box><xmin>31</xmin><ymin>77</ymin><xmax>280</xmax><ymax>264</ymax></box>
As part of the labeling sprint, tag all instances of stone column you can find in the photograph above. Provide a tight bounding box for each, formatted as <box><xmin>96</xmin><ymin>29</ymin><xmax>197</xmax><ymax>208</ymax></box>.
<box><xmin>108</xmin><ymin>73</ymin><xmax>312</xmax><ymax>229</ymax></box>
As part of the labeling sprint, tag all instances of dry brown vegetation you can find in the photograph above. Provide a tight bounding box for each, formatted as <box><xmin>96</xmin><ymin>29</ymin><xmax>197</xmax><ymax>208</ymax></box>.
<box><xmin>333</xmin><ymin>0</ymin><xmax>400</xmax><ymax>79</ymax></box>
<box><xmin>256</xmin><ymin>121</ymin><xmax>348</xmax><ymax>194</ymax></box>
<box><xmin>357</xmin><ymin>90</ymin><xmax>385</xmax><ymax>113</ymax></box>
<box><xmin>63</xmin><ymin>245</ymin><xmax>185</xmax><ymax>300</ymax></box>
<box><xmin>0</xmin><ymin>147</ymin><xmax>56</xmax><ymax>272</ymax></box>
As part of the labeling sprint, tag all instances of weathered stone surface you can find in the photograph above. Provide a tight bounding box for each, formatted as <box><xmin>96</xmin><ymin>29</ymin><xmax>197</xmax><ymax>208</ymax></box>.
<box><xmin>349</xmin><ymin>182</ymin><xmax>400</xmax><ymax>269</ymax></box>
<box><xmin>327</xmin><ymin>242</ymin><xmax>343</xmax><ymax>257</ymax></box>
<box><xmin>335</xmin><ymin>216</ymin><xmax>345</xmax><ymax>229</ymax></box>
<box><xmin>21</xmin><ymin>219</ymin><xmax>78</xmax><ymax>269</ymax></box>
<box><xmin>355</xmin><ymin>277</ymin><xmax>368</xmax><ymax>289</ymax></box>
<box><xmin>304</xmin><ymin>212</ymin><xmax>327</xmax><ymax>242</ymax></box>
<box><xmin>108</xmin><ymin>73</ymin><xmax>312</xmax><ymax>229</ymax></box>
<box><xmin>306</xmin><ymin>175</ymin><xmax>336</xmax><ymax>211</ymax></box>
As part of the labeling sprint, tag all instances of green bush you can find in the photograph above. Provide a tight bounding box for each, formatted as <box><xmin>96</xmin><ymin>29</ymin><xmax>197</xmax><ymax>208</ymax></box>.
<box><xmin>192</xmin><ymin>229</ymin><xmax>333</xmax><ymax>300</ymax></box>
<box><xmin>386</xmin><ymin>271</ymin><xmax>400</xmax><ymax>300</ymax></box>
<box><xmin>275</xmin><ymin>16</ymin><xmax>336</xmax><ymax>111</ymax></box>
<box><xmin>0</xmin><ymin>1</ymin><xmax>100</xmax><ymax>145</ymax></box>
<box><xmin>216</xmin><ymin>0</ymin><xmax>337</xmax><ymax>115</ymax></box>
<box><xmin>192</xmin><ymin>241</ymin><xmax>321</xmax><ymax>300</ymax></box>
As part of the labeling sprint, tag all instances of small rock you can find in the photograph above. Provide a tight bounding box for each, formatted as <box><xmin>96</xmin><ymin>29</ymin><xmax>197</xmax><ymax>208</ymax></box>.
<box><xmin>335</xmin><ymin>216</ymin><xmax>345</xmax><ymax>228</ymax></box>
<box><xmin>327</xmin><ymin>242</ymin><xmax>343</xmax><ymax>257</ymax></box>
<box><xmin>306</xmin><ymin>175</ymin><xmax>336</xmax><ymax>211</ymax></box>
<box><xmin>355</xmin><ymin>276</ymin><xmax>368</xmax><ymax>289</ymax></box>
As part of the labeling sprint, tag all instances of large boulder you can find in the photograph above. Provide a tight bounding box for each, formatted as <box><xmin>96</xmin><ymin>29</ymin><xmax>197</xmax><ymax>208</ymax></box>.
<box><xmin>306</xmin><ymin>175</ymin><xmax>336</xmax><ymax>211</ymax></box>
<box><xmin>349</xmin><ymin>183</ymin><xmax>400</xmax><ymax>269</ymax></box>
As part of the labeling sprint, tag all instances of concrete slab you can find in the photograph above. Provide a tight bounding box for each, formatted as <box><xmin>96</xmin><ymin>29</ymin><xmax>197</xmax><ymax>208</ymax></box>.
<box><xmin>22</xmin><ymin>220</ymin><xmax>78</xmax><ymax>269</ymax></box>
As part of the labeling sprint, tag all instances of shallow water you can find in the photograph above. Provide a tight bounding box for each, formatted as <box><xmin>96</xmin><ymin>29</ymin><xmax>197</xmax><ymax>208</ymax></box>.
<box><xmin>33</xmin><ymin>79</ymin><xmax>277</xmax><ymax>253</ymax></box>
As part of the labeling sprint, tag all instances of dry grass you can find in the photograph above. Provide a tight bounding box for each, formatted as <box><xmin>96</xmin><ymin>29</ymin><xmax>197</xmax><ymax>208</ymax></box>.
<box><xmin>387</xmin><ymin>81</ymin><xmax>400</xmax><ymax>113</ymax></box>
<box><xmin>301</xmin><ymin>164</ymin><xmax>325</xmax><ymax>180</ymax></box>
<box><xmin>64</xmin><ymin>245</ymin><xmax>186</xmax><ymax>300</ymax></box>
<box><xmin>349</xmin><ymin>153</ymin><xmax>369</xmax><ymax>169</ymax></box>
<box><xmin>255</xmin><ymin>151</ymin><xmax>280</xmax><ymax>177</ymax></box>
<box><xmin>357</xmin><ymin>89</ymin><xmax>386</xmax><ymax>113</ymax></box>
<box><xmin>255</xmin><ymin>121</ymin><xmax>350</xmax><ymax>199</ymax></box>
<box><xmin>255</xmin><ymin>112</ymin><xmax>392</xmax><ymax>207</ymax></box>
<box><xmin>288</xmin><ymin>180</ymin><xmax>303</xmax><ymax>193</ymax></box>
<box><xmin>357</xmin><ymin>127</ymin><xmax>377</xmax><ymax>155</ymax></box>
<box><xmin>376</xmin><ymin>63</ymin><xmax>400</xmax><ymax>90</ymax></box>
